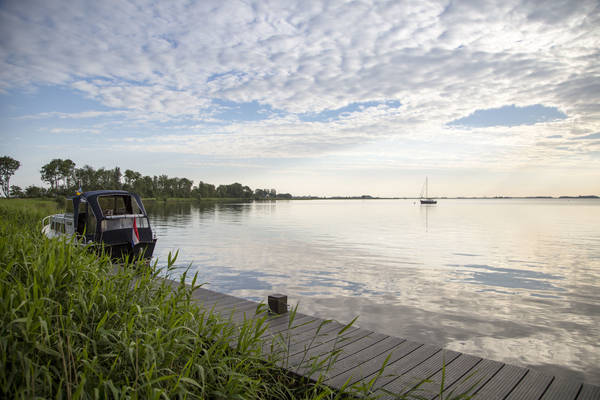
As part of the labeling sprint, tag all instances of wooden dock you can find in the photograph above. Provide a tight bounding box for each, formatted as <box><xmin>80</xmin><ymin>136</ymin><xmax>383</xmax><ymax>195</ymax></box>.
<box><xmin>185</xmin><ymin>283</ymin><xmax>599</xmax><ymax>400</ymax></box>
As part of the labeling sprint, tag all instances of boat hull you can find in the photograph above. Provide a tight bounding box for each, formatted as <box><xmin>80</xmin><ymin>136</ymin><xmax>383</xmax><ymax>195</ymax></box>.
<box><xmin>420</xmin><ymin>199</ymin><xmax>437</xmax><ymax>204</ymax></box>
<box><xmin>95</xmin><ymin>239</ymin><xmax>157</xmax><ymax>261</ymax></box>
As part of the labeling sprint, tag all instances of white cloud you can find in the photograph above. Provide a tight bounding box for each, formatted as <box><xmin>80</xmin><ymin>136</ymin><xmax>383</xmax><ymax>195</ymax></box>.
<box><xmin>1</xmin><ymin>0</ymin><xmax>599</xmax><ymax>184</ymax></box>
<box><xmin>18</xmin><ymin>110</ymin><xmax>131</xmax><ymax>120</ymax></box>
<box><xmin>49</xmin><ymin>127</ymin><xmax>100</xmax><ymax>135</ymax></box>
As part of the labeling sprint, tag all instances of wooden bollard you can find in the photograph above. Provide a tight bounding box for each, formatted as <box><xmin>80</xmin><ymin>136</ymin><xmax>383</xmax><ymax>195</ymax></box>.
<box><xmin>268</xmin><ymin>294</ymin><xmax>287</xmax><ymax>314</ymax></box>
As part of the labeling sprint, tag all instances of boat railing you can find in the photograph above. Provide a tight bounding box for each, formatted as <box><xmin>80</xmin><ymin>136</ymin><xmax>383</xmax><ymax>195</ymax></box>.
<box><xmin>41</xmin><ymin>213</ymin><xmax>64</xmax><ymax>228</ymax></box>
<box><xmin>41</xmin><ymin>215</ymin><xmax>51</xmax><ymax>227</ymax></box>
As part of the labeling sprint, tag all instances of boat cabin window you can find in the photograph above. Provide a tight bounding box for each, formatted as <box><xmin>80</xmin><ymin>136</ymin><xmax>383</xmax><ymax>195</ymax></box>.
<box><xmin>98</xmin><ymin>195</ymin><xmax>141</xmax><ymax>217</ymax></box>
<box><xmin>74</xmin><ymin>200</ymin><xmax>98</xmax><ymax>237</ymax></box>
<box><xmin>65</xmin><ymin>199</ymin><xmax>74</xmax><ymax>214</ymax></box>
<box><xmin>87</xmin><ymin>208</ymin><xmax>97</xmax><ymax>237</ymax></box>
<box><xmin>52</xmin><ymin>219</ymin><xmax>65</xmax><ymax>233</ymax></box>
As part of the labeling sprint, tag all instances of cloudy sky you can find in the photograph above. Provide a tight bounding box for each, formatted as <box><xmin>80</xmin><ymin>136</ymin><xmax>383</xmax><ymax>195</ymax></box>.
<box><xmin>1</xmin><ymin>0</ymin><xmax>599</xmax><ymax>197</ymax></box>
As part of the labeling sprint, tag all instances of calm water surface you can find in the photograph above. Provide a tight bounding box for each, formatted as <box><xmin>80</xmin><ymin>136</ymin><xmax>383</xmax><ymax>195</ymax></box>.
<box><xmin>145</xmin><ymin>199</ymin><xmax>600</xmax><ymax>383</ymax></box>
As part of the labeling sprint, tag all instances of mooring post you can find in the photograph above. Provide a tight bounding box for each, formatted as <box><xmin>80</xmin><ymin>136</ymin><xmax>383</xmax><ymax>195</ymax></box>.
<box><xmin>268</xmin><ymin>293</ymin><xmax>288</xmax><ymax>314</ymax></box>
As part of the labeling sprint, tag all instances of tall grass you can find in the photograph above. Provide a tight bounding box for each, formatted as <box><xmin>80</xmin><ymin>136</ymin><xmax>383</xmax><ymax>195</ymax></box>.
<box><xmin>0</xmin><ymin>200</ymin><xmax>349</xmax><ymax>399</ymax></box>
<box><xmin>0</xmin><ymin>199</ymin><xmax>477</xmax><ymax>399</ymax></box>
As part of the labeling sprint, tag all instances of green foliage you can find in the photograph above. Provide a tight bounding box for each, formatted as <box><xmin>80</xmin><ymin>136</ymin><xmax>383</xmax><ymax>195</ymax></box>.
<box><xmin>0</xmin><ymin>201</ymin><xmax>342</xmax><ymax>399</ymax></box>
<box><xmin>0</xmin><ymin>155</ymin><xmax>21</xmax><ymax>198</ymax></box>
<box><xmin>31</xmin><ymin>159</ymin><xmax>291</xmax><ymax>199</ymax></box>
<box><xmin>40</xmin><ymin>158</ymin><xmax>76</xmax><ymax>193</ymax></box>
<box><xmin>9</xmin><ymin>185</ymin><xmax>23</xmax><ymax>198</ymax></box>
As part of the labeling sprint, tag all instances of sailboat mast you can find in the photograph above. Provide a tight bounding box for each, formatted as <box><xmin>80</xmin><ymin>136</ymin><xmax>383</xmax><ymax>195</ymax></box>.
<box><xmin>425</xmin><ymin>176</ymin><xmax>428</xmax><ymax>198</ymax></box>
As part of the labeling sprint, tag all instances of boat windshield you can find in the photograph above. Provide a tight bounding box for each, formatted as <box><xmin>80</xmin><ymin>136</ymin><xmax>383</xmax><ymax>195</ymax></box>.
<box><xmin>65</xmin><ymin>198</ymin><xmax>74</xmax><ymax>215</ymax></box>
<box><xmin>97</xmin><ymin>195</ymin><xmax>142</xmax><ymax>217</ymax></box>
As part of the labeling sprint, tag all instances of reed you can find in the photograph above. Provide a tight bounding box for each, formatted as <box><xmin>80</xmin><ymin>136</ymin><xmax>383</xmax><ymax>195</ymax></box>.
<box><xmin>0</xmin><ymin>199</ymin><xmax>476</xmax><ymax>399</ymax></box>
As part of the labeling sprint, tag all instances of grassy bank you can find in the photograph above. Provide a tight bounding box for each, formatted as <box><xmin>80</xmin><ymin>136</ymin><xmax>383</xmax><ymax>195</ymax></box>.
<box><xmin>0</xmin><ymin>199</ymin><xmax>356</xmax><ymax>399</ymax></box>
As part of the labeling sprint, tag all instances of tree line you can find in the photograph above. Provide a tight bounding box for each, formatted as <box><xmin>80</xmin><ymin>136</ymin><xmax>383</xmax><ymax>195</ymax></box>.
<box><xmin>1</xmin><ymin>156</ymin><xmax>292</xmax><ymax>200</ymax></box>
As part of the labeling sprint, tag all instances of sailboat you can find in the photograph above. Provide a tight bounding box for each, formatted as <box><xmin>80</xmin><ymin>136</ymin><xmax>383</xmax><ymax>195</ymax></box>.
<box><xmin>419</xmin><ymin>177</ymin><xmax>437</xmax><ymax>204</ymax></box>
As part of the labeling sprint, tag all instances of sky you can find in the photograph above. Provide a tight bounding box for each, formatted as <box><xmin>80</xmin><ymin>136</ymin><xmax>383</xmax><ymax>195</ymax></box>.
<box><xmin>1</xmin><ymin>0</ymin><xmax>599</xmax><ymax>197</ymax></box>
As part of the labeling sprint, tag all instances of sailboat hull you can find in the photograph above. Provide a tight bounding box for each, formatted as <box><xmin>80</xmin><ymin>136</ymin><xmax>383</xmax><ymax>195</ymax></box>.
<box><xmin>419</xmin><ymin>177</ymin><xmax>437</xmax><ymax>204</ymax></box>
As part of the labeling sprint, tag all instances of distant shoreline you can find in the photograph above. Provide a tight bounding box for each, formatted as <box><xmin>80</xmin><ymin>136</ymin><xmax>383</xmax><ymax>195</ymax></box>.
<box><xmin>142</xmin><ymin>195</ymin><xmax>600</xmax><ymax>201</ymax></box>
<box><xmin>291</xmin><ymin>195</ymin><xmax>599</xmax><ymax>200</ymax></box>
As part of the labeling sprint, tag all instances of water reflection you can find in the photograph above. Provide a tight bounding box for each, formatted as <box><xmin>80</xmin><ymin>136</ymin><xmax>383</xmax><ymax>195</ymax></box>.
<box><xmin>449</xmin><ymin>263</ymin><xmax>565</xmax><ymax>291</ymax></box>
<box><xmin>148</xmin><ymin>199</ymin><xmax>600</xmax><ymax>383</ymax></box>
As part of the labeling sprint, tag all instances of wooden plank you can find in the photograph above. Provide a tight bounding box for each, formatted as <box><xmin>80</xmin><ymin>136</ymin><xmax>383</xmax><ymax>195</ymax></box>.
<box><xmin>415</xmin><ymin>353</ymin><xmax>482</xmax><ymax>400</ymax></box>
<box><xmin>577</xmin><ymin>383</ymin><xmax>600</xmax><ymax>400</ymax></box>
<box><xmin>285</xmin><ymin>325</ymin><xmax>362</xmax><ymax>358</ymax></box>
<box><xmin>288</xmin><ymin>330</ymin><xmax>379</xmax><ymax>378</ymax></box>
<box><xmin>194</xmin><ymin>295</ymin><xmax>232</xmax><ymax>308</ymax></box>
<box><xmin>194</xmin><ymin>293</ymin><xmax>232</xmax><ymax>308</ymax></box>
<box><xmin>267</xmin><ymin>321</ymin><xmax>354</xmax><ymax>359</ymax></box>
<box><xmin>222</xmin><ymin>303</ymin><xmax>267</xmax><ymax>324</ymax></box>
<box><xmin>504</xmin><ymin>369</ymin><xmax>553</xmax><ymax>400</ymax></box>
<box><xmin>211</xmin><ymin>301</ymin><xmax>257</xmax><ymax>317</ymax></box>
<box><xmin>274</xmin><ymin>326</ymin><xmax>364</xmax><ymax>369</ymax></box>
<box><xmin>335</xmin><ymin>330</ymin><xmax>387</xmax><ymax>353</ymax></box>
<box><xmin>190</xmin><ymin>286</ymin><xmax>221</xmax><ymax>298</ymax></box>
<box><xmin>201</xmin><ymin>294</ymin><xmax>252</xmax><ymax>309</ymax></box>
<box><xmin>540</xmin><ymin>378</ymin><xmax>582</xmax><ymax>400</ymax></box>
<box><xmin>211</xmin><ymin>303</ymin><xmax>260</xmax><ymax>322</ymax></box>
<box><xmin>322</xmin><ymin>336</ymin><xmax>405</xmax><ymax>382</ymax></box>
<box><xmin>212</xmin><ymin>298</ymin><xmax>260</xmax><ymax>313</ymax></box>
<box><xmin>290</xmin><ymin>330</ymin><xmax>387</xmax><ymax>376</ymax></box>
<box><xmin>268</xmin><ymin>317</ymin><xmax>325</xmax><ymax>338</ymax></box>
<box><xmin>325</xmin><ymin>340</ymin><xmax>424</xmax><ymax>389</ymax></box>
<box><xmin>264</xmin><ymin>317</ymin><xmax>334</xmax><ymax>345</ymax></box>
<box><xmin>432</xmin><ymin>359</ymin><xmax>503</xmax><ymax>400</ymax></box>
<box><xmin>264</xmin><ymin>314</ymin><xmax>316</xmax><ymax>335</ymax></box>
<box><xmin>191</xmin><ymin>287</ymin><xmax>228</xmax><ymax>300</ymax></box>
<box><xmin>205</xmin><ymin>301</ymin><xmax>265</xmax><ymax>330</ymax></box>
<box><xmin>471</xmin><ymin>364</ymin><xmax>527</xmax><ymax>399</ymax></box>
<box><xmin>377</xmin><ymin>349</ymin><xmax>461</xmax><ymax>399</ymax></box>
<box><xmin>229</xmin><ymin>304</ymin><xmax>269</xmax><ymax>324</ymax></box>
<box><xmin>371</xmin><ymin>344</ymin><xmax>441</xmax><ymax>390</ymax></box>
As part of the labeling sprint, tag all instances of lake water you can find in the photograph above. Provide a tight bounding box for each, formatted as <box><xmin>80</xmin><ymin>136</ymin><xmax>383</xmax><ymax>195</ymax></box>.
<box><xmin>145</xmin><ymin>199</ymin><xmax>600</xmax><ymax>383</ymax></box>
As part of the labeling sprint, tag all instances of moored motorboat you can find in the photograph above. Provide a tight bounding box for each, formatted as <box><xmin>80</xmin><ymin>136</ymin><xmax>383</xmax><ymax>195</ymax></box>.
<box><xmin>42</xmin><ymin>190</ymin><xmax>157</xmax><ymax>260</ymax></box>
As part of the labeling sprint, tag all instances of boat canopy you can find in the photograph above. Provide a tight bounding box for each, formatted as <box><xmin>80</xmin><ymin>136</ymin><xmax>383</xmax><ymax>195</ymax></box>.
<box><xmin>71</xmin><ymin>190</ymin><xmax>147</xmax><ymax>236</ymax></box>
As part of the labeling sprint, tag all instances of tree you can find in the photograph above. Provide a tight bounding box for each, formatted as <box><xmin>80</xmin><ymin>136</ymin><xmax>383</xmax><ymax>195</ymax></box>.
<box><xmin>111</xmin><ymin>167</ymin><xmax>122</xmax><ymax>189</ymax></box>
<box><xmin>0</xmin><ymin>156</ymin><xmax>20</xmax><ymax>198</ymax></box>
<box><xmin>59</xmin><ymin>159</ymin><xmax>76</xmax><ymax>191</ymax></box>
<box><xmin>40</xmin><ymin>158</ymin><xmax>75</xmax><ymax>194</ymax></box>
<box><xmin>254</xmin><ymin>188</ymin><xmax>268</xmax><ymax>199</ymax></box>
<box><xmin>141</xmin><ymin>176</ymin><xmax>155</xmax><ymax>197</ymax></box>
<box><xmin>41</xmin><ymin>159</ymin><xmax>60</xmax><ymax>191</ymax></box>
<box><xmin>124</xmin><ymin>169</ymin><xmax>142</xmax><ymax>190</ymax></box>
<box><xmin>176</xmin><ymin>178</ymin><xmax>193</xmax><ymax>198</ymax></box>
<box><xmin>10</xmin><ymin>185</ymin><xmax>23</xmax><ymax>198</ymax></box>
<box><xmin>75</xmin><ymin>165</ymin><xmax>98</xmax><ymax>191</ymax></box>
<box><xmin>157</xmin><ymin>175</ymin><xmax>170</xmax><ymax>197</ymax></box>
<box><xmin>25</xmin><ymin>185</ymin><xmax>46</xmax><ymax>198</ymax></box>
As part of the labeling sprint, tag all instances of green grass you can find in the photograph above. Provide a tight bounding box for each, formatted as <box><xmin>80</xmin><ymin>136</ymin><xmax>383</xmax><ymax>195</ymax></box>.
<box><xmin>0</xmin><ymin>200</ymin><xmax>337</xmax><ymax>399</ymax></box>
<box><xmin>0</xmin><ymin>199</ymin><xmax>477</xmax><ymax>399</ymax></box>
